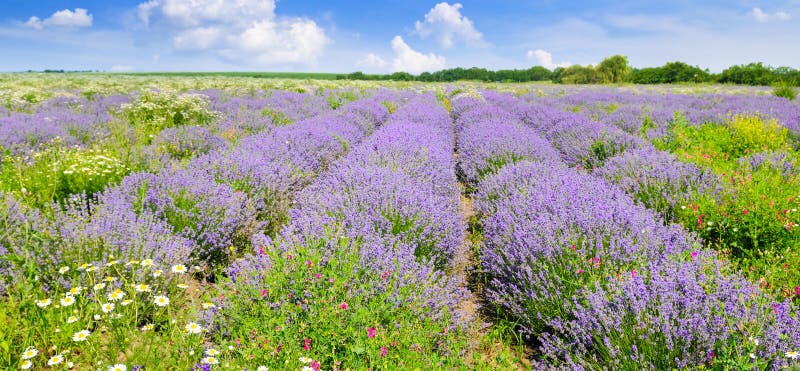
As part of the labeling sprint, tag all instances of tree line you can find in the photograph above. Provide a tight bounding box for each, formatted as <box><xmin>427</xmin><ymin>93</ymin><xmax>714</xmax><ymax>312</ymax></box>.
<box><xmin>335</xmin><ymin>55</ymin><xmax>800</xmax><ymax>86</ymax></box>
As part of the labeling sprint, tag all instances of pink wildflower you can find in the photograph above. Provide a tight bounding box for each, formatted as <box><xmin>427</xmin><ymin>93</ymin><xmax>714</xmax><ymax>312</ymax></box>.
<box><xmin>367</xmin><ymin>327</ymin><xmax>377</xmax><ymax>339</ymax></box>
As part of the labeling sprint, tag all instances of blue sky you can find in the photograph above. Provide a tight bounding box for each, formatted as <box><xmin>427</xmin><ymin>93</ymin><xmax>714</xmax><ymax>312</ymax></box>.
<box><xmin>0</xmin><ymin>0</ymin><xmax>798</xmax><ymax>73</ymax></box>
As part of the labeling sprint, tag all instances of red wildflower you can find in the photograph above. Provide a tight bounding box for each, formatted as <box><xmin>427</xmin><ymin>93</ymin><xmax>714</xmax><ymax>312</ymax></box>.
<box><xmin>303</xmin><ymin>338</ymin><xmax>311</xmax><ymax>351</ymax></box>
<box><xmin>339</xmin><ymin>302</ymin><xmax>349</xmax><ymax>310</ymax></box>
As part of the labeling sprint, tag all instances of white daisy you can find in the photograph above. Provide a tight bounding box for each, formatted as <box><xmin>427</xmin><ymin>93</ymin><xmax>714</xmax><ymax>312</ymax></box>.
<box><xmin>101</xmin><ymin>303</ymin><xmax>115</xmax><ymax>313</ymax></box>
<box><xmin>154</xmin><ymin>295</ymin><xmax>170</xmax><ymax>307</ymax></box>
<box><xmin>205</xmin><ymin>348</ymin><xmax>220</xmax><ymax>356</ymax></box>
<box><xmin>67</xmin><ymin>316</ymin><xmax>78</xmax><ymax>324</ymax></box>
<box><xmin>107</xmin><ymin>289</ymin><xmax>126</xmax><ymax>301</ymax></box>
<box><xmin>72</xmin><ymin>329</ymin><xmax>90</xmax><ymax>342</ymax></box>
<box><xmin>134</xmin><ymin>284</ymin><xmax>151</xmax><ymax>293</ymax></box>
<box><xmin>171</xmin><ymin>264</ymin><xmax>187</xmax><ymax>274</ymax></box>
<box><xmin>185</xmin><ymin>322</ymin><xmax>203</xmax><ymax>334</ymax></box>
<box><xmin>21</xmin><ymin>347</ymin><xmax>38</xmax><ymax>359</ymax></box>
<box><xmin>47</xmin><ymin>354</ymin><xmax>64</xmax><ymax>365</ymax></box>
<box><xmin>60</xmin><ymin>296</ymin><xmax>76</xmax><ymax>307</ymax></box>
<box><xmin>108</xmin><ymin>364</ymin><xmax>127</xmax><ymax>371</ymax></box>
<box><xmin>36</xmin><ymin>298</ymin><xmax>51</xmax><ymax>308</ymax></box>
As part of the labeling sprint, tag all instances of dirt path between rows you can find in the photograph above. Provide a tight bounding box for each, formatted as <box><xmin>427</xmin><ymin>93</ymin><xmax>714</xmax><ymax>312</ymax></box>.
<box><xmin>452</xmin><ymin>146</ymin><xmax>531</xmax><ymax>369</ymax></box>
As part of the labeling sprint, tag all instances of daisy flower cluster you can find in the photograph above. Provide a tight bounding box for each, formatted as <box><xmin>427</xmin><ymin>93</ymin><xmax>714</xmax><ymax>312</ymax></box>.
<box><xmin>17</xmin><ymin>257</ymin><xmax>201</xmax><ymax>369</ymax></box>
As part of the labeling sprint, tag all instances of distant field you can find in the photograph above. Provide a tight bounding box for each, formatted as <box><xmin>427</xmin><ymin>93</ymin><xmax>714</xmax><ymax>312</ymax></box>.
<box><xmin>118</xmin><ymin>71</ymin><xmax>342</xmax><ymax>79</ymax></box>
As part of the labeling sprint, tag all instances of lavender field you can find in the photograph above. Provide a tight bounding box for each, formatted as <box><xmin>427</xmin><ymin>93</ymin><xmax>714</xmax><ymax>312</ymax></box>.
<box><xmin>1</xmin><ymin>75</ymin><xmax>800</xmax><ymax>370</ymax></box>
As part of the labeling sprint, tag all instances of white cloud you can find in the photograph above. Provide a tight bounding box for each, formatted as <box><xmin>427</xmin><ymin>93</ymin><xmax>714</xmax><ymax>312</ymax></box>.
<box><xmin>391</xmin><ymin>36</ymin><xmax>446</xmax><ymax>73</ymax></box>
<box><xmin>414</xmin><ymin>2</ymin><xmax>484</xmax><ymax>48</ymax></box>
<box><xmin>137</xmin><ymin>1</ymin><xmax>159</xmax><ymax>28</ymax></box>
<box><xmin>526</xmin><ymin>49</ymin><xmax>570</xmax><ymax>69</ymax></box>
<box><xmin>357</xmin><ymin>53</ymin><xmax>387</xmax><ymax>69</ymax></box>
<box><xmin>25</xmin><ymin>8</ymin><xmax>93</xmax><ymax>30</ymax></box>
<box><xmin>751</xmin><ymin>7</ymin><xmax>792</xmax><ymax>22</ymax></box>
<box><xmin>173</xmin><ymin>27</ymin><xmax>223</xmax><ymax>50</ymax></box>
<box><xmin>138</xmin><ymin>0</ymin><xmax>329</xmax><ymax>65</ymax></box>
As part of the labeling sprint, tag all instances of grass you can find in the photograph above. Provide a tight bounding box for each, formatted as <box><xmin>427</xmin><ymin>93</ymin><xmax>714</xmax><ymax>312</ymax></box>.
<box><xmin>117</xmin><ymin>72</ymin><xmax>342</xmax><ymax>80</ymax></box>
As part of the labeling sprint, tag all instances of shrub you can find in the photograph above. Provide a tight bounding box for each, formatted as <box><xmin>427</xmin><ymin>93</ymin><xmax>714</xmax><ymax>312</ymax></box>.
<box><xmin>773</xmin><ymin>84</ymin><xmax>797</xmax><ymax>101</ymax></box>
<box><xmin>0</xmin><ymin>141</ymin><xmax>130</xmax><ymax>207</ymax></box>
<box><xmin>118</xmin><ymin>90</ymin><xmax>219</xmax><ymax>143</ymax></box>
<box><xmin>213</xmin><ymin>237</ymin><xmax>470</xmax><ymax>370</ymax></box>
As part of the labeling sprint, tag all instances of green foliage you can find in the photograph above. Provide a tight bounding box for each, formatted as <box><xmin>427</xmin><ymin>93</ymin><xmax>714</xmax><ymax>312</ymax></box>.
<box><xmin>718</xmin><ymin>63</ymin><xmax>777</xmax><ymax>86</ymax></box>
<box><xmin>118</xmin><ymin>90</ymin><xmax>218</xmax><ymax>143</ymax></box>
<box><xmin>725</xmin><ymin>114</ymin><xmax>790</xmax><ymax>157</ymax></box>
<box><xmin>0</xmin><ymin>141</ymin><xmax>130</xmax><ymax>208</ymax></box>
<box><xmin>773</xmin><ymin>83</ymin><xmax>797</xmax><ymax>101</ymax></box>
<box><xmin>554</xmin><ymin>65</ymin><xmax>600</xmax><ymax>84</ymax></box>
<box><xmin>657</xmin><ymin>113</ymin><xmax>790</xmax><ymax>170</ymax></box>
<box><xmin>1</xmin><ymin>257</ymin><xmax>205</xmax><ymax>369</ymax></box>
<box><xmin>654</xmin><ymin>113</ymin><xmax>800</xmax><ymax>296</ymax></box>
<box><xmin>260</xmin><ymin>107</ymin><xmax>293</xmax><ymax>126</ymax></box>
<box><xmin>596</xmin><ymin>55</ymin><xmax>632</xmax><ymax>83</ymax></box>
<box><xmin>584</xmin><ymin>137</ymin><xmax>628</xmax><ymax>169</ymax></box>
<box><xmin>211</xmin><ymin>236</ymin><xmax>471</xmax><ymax>370</ymax></box>
<box><xmin>631</xmin><ymin>62</ymin><xmax>712</xmax><ymax>84</ymax></box>
<box><xmin>475</xmin><ymin>153</ymin><xmax>527</xmax><ymax>181</ymax></box>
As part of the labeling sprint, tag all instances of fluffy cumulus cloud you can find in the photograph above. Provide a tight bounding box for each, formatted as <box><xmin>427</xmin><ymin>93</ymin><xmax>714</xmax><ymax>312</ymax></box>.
<box><xmin>414</xmin><ymin>2</ymin><xmax>484</xmax><ymax>48</ymax></box>
<box><xmin>137</xmin><ymin>0</ymin><xmax>329</xmax><ymax>65</ymax></box>
<box><xmin>25</xmin><ymin>8</ymin><xmax>93</xmax><ymax>30</ymax></box>
<box><xmin>751</xmin><ymin>7</ymin><xmax>792</xmax><ymax>22</ymax></box>
<box><xmin>391</xmin><ymin>36</ymin><xmax>446</xmax><ymax>73</ymax></box>
<box><xmin>526</xmin><ymin>49</ymin><xmax>570</xmax><ymax>69</ymax></box>
<box><xmin>357</xmin><ymin>53</ymin><xmax>388</xmax><ymax>69</ymax></box>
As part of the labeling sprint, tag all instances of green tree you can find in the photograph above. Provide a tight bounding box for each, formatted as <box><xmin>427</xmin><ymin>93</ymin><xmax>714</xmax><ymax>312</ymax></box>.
<box><xmin>596</xmin><ymin>55</ymin><xmax>632</xmax><ymax>83</ymax></box>
<box><xmin>559</xmin><ymin>65</ymin><xmax>599</xmax><ymax>84</ymax></box>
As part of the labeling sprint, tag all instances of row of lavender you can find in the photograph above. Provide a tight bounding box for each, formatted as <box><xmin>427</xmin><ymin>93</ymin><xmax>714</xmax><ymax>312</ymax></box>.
<box><xmin>229</xmin><ymin>93</ymin><xmax>470</xmax><ymax>323</ymax></box>
<box><xmin>452</xmin><ymin>95</ymin><xmax>800</xmax><ymax>368</ymax></box>
<box><xmin>524</xmin><ymin>88</ymin><xmax>800</xmax><ymax>138</ymax></box>
<box><xmin>0</xmin><ymin>90</ymin><xmax>332</xmax><ymax>156</ymax></box>
<box><xmin>0</xmin><ymin>90</ymin><xmax>396</xmax><ymax>294</ymax></box>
